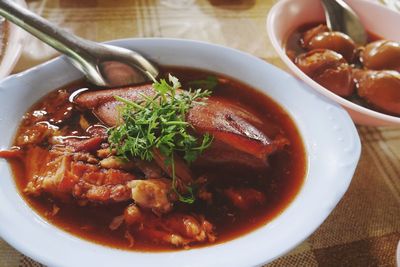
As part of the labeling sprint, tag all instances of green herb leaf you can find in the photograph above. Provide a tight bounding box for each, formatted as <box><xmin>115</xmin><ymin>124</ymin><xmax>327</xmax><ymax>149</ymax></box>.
<box><xmin>177</xmin><ymin>186</ymin><xmax>196</xmax><ymax>204</ymax></box>
<box><xmin>108</xmin><ymin>74</ymin><xmax>213</xmax><ymax>204</ymax></box>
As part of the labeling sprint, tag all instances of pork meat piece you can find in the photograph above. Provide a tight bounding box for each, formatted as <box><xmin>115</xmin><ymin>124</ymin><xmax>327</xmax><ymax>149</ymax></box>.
<box><xmin>128</xmin><ymin>178</ymin><xmax>177</xmax><ymax>215</ymax></box>
<box><xmin>132</xmin><ymin>212</ymin><xmax>216</xmax><ymax>247</ymax></box>
<box><xmin>74</xmin><ymin>84</ymin><xmax>288</xmax><ymax>169</ymax></box>
<box><xmin>16</xmin><ymin>146</ymin><xmax>179</xmax><ymax>213</ymax></box>
<box><xmin>23</xmin><ymin>147</ymin><xmax>136</xmax><ymax>203</ymax></box>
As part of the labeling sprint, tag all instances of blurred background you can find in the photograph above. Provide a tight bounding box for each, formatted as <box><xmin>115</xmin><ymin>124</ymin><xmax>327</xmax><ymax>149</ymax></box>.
<box><xmin>14</xmin><ymin>0</ymin><xmax>286</xmax><ymax>73</ymax></box>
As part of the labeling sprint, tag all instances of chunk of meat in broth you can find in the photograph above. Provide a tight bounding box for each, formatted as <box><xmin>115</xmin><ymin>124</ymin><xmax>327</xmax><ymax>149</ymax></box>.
<box><xmin>187</xmin><ymin>97</ymin><xmax>288</xmax><ymax>169</ymax></box>
<box><xmin>54</xmin><ymin>125</ymin><xmax>108</xmax><ymax>152</ymax></box>
<box><xmin>110</xmin><ymin>203</ymin><xmax>216</xmax><ymax>248</ymax></box>
<box><xmin>20</xmin><ymin>146</ymin><xmax>181</xmax><ymax>211</ymax></box>
<box><xmin>128</xmin><ymin>178</ymin><xmax>177</xmax><ymax>215</ymax></box>
<box><xmin>22</xmin><ymin>147</ymin><xmax>136</xmax><ymax>203</ymax></box>
<box><xmin>128</xmin><ymin>212</ymin><xmax>216</xmax><ymax>248</ymax></box>
<box><xmin>74</xmin><ymin>85</ymin><xmax>289</xmax><ymax>170</ymax></box>
<box><xmin>152</xmin><ymin>149</ymin><xmax>194</xmax><ymax>191</ymax></box>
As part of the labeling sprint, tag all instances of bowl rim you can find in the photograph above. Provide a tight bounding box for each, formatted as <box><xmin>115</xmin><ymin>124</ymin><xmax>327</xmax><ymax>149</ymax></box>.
<box><xmin>0</xmin><ymin>38</ymin><xmax>361</xmax><ymax>267</ymax></box>
<box><xmin>266</xmin><ymin>0</ymin><xmax>400</xmax><ymax>126</ymax></box>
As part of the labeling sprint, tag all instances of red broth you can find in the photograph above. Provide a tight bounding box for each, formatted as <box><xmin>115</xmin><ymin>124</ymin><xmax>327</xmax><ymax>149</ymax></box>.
<box><xmin>8</xmin><ymin>67</ymin><xmax>306</xmax><ymax>251</ymax></box>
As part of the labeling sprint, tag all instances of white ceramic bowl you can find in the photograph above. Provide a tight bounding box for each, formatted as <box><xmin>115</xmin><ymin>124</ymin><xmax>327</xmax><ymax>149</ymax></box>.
<box><xmin>267</xmin><ymin>0</ymin><xmax>400</xmax><ymax>126</ymax></box>
<box><xmin>0</xmin><ymin>0</ymin><xmax>26</xmax><ymax>78</ymax></box>
<box><xmin>0</xmin><ymin>39</ymin><xmax>361</xmax><ymax>267</ymax></box>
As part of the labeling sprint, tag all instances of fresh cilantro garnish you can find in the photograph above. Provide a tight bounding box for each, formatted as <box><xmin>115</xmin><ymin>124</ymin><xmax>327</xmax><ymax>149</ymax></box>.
<box><xmin>108</xmin><ymin>74</ymin><xmax>213</xmax><ymax>203</ymax></box>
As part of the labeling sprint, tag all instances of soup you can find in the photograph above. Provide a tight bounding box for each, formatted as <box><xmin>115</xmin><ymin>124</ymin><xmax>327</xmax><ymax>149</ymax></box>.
<box><xmin>1</xmin><ymin>67</ymin><xmax>306</xmax><ymax>251</ymax></box>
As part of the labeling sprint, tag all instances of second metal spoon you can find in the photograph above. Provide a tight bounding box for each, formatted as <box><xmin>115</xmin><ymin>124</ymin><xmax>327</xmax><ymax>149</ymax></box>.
<box><xmin>321</xmin><ymin>0</ymin><xmax>367</xmax><ymax>45</ymax></box>
<box><xmin>0</xmin><ymin>0</ymin><xmax>159</xmax><ymax>87</ymax></box>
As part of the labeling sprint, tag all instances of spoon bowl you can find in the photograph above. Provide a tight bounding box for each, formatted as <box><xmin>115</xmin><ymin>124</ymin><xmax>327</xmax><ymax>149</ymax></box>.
<box><xmin>67</xmin><ymin>43</ymin><xmax>159</xmax><ymax>87</ymax></box>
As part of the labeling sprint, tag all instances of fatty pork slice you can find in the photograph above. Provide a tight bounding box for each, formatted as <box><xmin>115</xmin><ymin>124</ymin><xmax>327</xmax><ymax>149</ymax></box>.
<box><xmin>188</xmin><ymin>97</ymin><xmax>289</xmax><ymax>169</ymax></box>
<box><xmin>74</xmin><ymin>84</ymin><xmax>289</xmax><ymax>169</ymax></box>
<box><xmin>22</xmin><ymin>147</ymin><xmax>177</xmax><ymax>213</ymax></box>
<box><xmin>24</xmin><ymin>147</ymin><xmax>135</xmax><ymax>203</ymax></box>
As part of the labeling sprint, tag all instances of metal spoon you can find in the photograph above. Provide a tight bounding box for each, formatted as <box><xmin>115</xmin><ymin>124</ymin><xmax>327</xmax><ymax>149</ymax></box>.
<box><xmin>0</xmin><ymin>0</ymin><xmax>159</xmax><ymax>87</ymax></box>
<box><xmin>321</xmin><ymin>0</ymin><xmax>367</xmax><ymax>45</ymax></box>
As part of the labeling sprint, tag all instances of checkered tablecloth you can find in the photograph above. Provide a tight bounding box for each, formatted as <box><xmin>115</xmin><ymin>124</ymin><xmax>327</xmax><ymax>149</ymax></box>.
<box><xmin>1</xmin><ymin>0</ymin><xmax>399</xmax><ymax>266</ymax></box>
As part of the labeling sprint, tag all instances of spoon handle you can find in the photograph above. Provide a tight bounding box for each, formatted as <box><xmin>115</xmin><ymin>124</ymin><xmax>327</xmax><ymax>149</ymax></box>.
<box><xmin>0</xmin><ymin>0</ymin><xmax>101</xmax><ymax>65</ymax></box>
<box><xmin>321</xmin><ymin>0</ymin><xmax>345</xmax><ymax>31</ymax></box>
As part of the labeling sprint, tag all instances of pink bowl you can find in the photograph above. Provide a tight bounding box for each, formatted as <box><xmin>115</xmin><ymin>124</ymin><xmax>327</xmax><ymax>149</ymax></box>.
<box><xmin>267</xmin><ymin>0</ymin><xmax>400</xmax><ymax>126</ymax></box>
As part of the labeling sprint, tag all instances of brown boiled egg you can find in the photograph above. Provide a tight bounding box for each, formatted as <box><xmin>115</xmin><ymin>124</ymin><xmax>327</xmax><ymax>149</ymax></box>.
<box><xmin>302</xmin><ymin>25</ymin><xmax>356</xmax><ymax>62</ymax></box>
<box><xmin>295</xmin><ymin>49</ymin><xmax>354</xmax><ymax>97</ymax></box>
<box><xmin>302</xmin><ymin>24</ymin><xmax>329</xmax><ymax>46</ymax></box>
<box><xmin>360</xmin><ymin>40</ymin><xmax>400</xmax><ymax>71</ymax></box>
<box><xmin>354</xmin><ymin>70</ymin><xmax>400</xmax><ymax>115</ymax></box>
